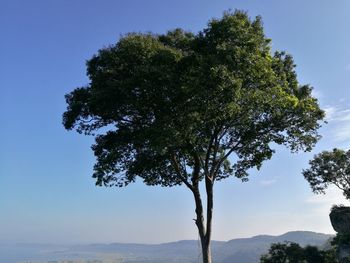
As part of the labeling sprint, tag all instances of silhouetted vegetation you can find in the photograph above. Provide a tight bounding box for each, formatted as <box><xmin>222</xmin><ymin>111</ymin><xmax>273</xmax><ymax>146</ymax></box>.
<box><xmin>261</xmin><ymin>242</ymin><xmax>338</xmax><ymax>263</ymax></box>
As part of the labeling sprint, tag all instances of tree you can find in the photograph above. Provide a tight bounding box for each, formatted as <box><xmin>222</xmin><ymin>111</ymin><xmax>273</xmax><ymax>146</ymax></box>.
<box><xmin>303</xmin><ymin>148</ymin><xmax>350</xmax><ymax>200</ymax></box>
<box><xmin>260</xmin><ymin>242</ymin><xmax>337</xmax><ymax>263</ymax></box>
<box><xmin>63</xmin><ymin>11</ymin><xmax>324</xmax><ymax>263</ymax></box>
<box><xmin>260</xmin><ymin>242</ymin><xmax>304</xmax><ymax>263</ymax></box>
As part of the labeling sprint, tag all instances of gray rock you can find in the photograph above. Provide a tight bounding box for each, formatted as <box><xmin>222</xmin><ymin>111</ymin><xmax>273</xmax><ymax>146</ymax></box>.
<box><xmin>330</xmin><ymin>206</ymin><xmax>350</xmax><ymax>234</ymax></box>
<box><xmin>330</xmin><ymin>206</ymin><xmax>350</xmax><ymax>262</ymax></box>
<box><xmin>338</xmin><ymin>244</ymin><xmax>350</xmax><ymax>263</ymax></box>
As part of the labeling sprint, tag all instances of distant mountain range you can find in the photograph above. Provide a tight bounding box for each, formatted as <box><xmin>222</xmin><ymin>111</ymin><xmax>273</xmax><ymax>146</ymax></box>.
<box><xmin>1</xmin><ymin>231</ymin><xmax>333</xmax><ymax>263</ymax></box>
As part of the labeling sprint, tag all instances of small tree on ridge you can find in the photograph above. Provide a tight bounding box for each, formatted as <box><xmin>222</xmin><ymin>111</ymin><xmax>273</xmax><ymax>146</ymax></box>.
<box><xmin>303</xmin><ymin>148</ymin><xmax>350</xmax><ymax>200</ymax></box>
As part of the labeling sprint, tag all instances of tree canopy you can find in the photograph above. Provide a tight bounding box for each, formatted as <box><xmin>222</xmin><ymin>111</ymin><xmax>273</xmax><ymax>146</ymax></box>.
<box><xmin>303</xmin><ymin>148</ymin><xmax>350</xmax><ymax>200</ymax></box>
<box><xmin>63</xmin><ymin>11</ymin><xmax>324</xmax><ymax>188</ymax></box>
<box><xmin>260</xmin><ymin>242</ymin><xmax>337</xmax><ymax>263</ymax></box>
<box><xmin>63</xmin><ymin>10</ymin><xmax>325</xmax><ymax>263</ymax></box>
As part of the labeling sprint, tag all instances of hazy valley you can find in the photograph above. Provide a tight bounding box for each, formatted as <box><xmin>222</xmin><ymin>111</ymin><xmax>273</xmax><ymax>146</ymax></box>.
<box><xmin>1</xmin><ymin>231</ymin><xmax>333</xmax><ymax>263</ymax></box>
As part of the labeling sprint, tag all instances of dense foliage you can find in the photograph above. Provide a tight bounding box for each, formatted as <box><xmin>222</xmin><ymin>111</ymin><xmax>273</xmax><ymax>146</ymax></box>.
<box><xmin>260</xmin><ymin>242</ymin><xmax>337</xmax><ymax>263</ymax></box>
<box><xmin>63</xmin><ymin>11</ymin><xmax>324</xmax><ymax>188</ymax></box>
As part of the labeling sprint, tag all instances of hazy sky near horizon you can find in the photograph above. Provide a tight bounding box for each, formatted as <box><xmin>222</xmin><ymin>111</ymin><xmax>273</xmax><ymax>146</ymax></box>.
<box><xmin>1</xmin><ymin>0</ymin><xmax>350</xmax><ymax>244</ymax></box>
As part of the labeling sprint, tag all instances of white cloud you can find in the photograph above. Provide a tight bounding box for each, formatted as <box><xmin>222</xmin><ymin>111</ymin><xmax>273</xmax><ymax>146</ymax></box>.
<box><xmin>311</xmin><ymin>89</ymin><xmax>323</xmax><ymax>100</ymax></box>
<box><xmin>332</xmin><ymin>109</ymin><xmax>350</xmax><ymax>122</ymax></box>
<box><xmin>302</xmin><ymin>187</ymin><xmax>347</xmax><ymax>234</ymax></box>
<box><xmin>323</xmin><ymin>105</ymin><xmax>350</xmax><ymax>143</ymax></box>
<box><xmin>305</xmin><ymin>186</ymin><xmax>347</xmax><ymax>207</ymax></box>
<box><xmin>260</xmin><ymin>179</ymin><xmax>277</xmax><ymax>186</ymax></box>
<box><xmin>334</xmin><ymin>123</ymin><xmax>350</xmax><ymax>142</ymax></box>
<box><xmin>323</xmin><ymin>106</ymin><xmax>337</xmax><ymax>121</ymax></box>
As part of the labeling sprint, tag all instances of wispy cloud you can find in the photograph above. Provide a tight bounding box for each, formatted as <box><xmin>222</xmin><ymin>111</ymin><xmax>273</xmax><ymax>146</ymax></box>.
<box><xmin>311</xmin><ymin>89</ymin><xmax>322</xmax><ymax>100</ymax></box>
<box><xmin>304</xmin><ymin>186</ymin><xmax>347</xmax><ymax>229</ymax></box>
<box><xmin>260</xmin><ymin>179</ymin><xmax>277</xmax><ymax>186</ymax></box>
<box><xmin>323</xmin><ymin>104</ymin><xmax>350</xmax><ymax>142</ymax></box>
<box><xmin>297</xmin><ymin>187</ymin><xmax>347</xmax><ymax>234</ymax></box>
<box><xmin>323</xmin><ymin>106</ymin><xmax>337</xmax><ymax>121</ymax></box>
<box><xmin>305</xmin><ymin>186</ymin><xmax>346</xmax><ymax>206</ymax></box>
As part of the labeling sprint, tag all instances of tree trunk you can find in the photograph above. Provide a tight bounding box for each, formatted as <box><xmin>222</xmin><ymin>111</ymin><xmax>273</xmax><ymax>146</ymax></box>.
<box><xmin>192</xmin><ymin>177</ymin><xmax>214</xmax><ymax>263</ymax></box>
<box><xmin>201</xmin><ymin>239</ymin><xmax>212</xmax><ymax>263</ymax></box>
<box><xmin>205</xmin><ymin>175</ymin><xmax>213</xmax><ymax>261</ymax></box>
<box><xmin>170</xmin><ymin>152</ymin><xmax>213</xmax><ymax>262</ymax></box>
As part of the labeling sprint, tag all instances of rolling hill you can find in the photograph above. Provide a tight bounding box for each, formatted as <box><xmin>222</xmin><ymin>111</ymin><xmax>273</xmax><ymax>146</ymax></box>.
<box><xmin>2</xmin><ymin>231</ymin><xmax>333</xmax><ymax>263</ymax></box>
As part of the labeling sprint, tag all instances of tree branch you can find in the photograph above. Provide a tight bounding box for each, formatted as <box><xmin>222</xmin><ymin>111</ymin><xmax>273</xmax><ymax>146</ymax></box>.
<box><xmin>210</xmin><ymin>141</ymin><xmax>240</xmax><ymax>179</ymax></box>
<box><xmin>170</xmin><ymin>153</ymin><xmax>194</xmax><ymax>191</ymax></box>
<box><xmin>191</xmin><ymin>150</ymin><xmax>202</xmax><ymax>185</ymax></box>
<box><xmin>204</xmin><ymin>130</ymin><xmax>216</xmax><ymax>176</ymax></box>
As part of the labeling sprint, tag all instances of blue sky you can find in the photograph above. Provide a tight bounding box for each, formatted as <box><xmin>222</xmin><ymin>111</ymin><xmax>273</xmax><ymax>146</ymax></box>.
<box><xmin>1</xmin><ymin>0</ymin><xmax>350</xmax><ymax>244</ymax></box>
